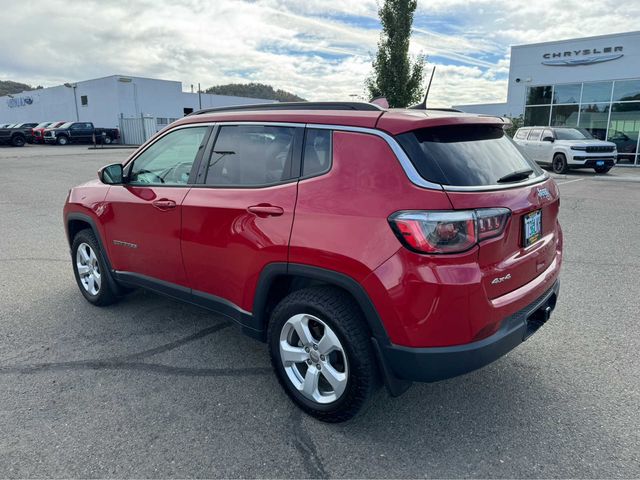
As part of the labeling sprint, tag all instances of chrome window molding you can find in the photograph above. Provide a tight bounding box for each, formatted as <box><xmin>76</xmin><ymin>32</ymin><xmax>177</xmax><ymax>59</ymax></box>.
<box><xmin>309</xmin><ymin>124</ymin><xmax>444</xmax><ymax>191</ymax></box>
<box><xmin>138</xmin><ymin>121</ymin><xmax>549</xmax><ymax>192</ymax></box>
<box><xmin>313</xmin><ymin>124</ymin><xmax>549</xmax><ymax>192</ymax></box>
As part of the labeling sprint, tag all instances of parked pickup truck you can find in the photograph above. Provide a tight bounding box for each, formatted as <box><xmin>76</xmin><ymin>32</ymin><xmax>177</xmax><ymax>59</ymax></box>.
<box><xmin>43</xmin><ymin>122</ymin><xmax>120</xmax><ymax>145</ymax></box>
<box><xmin>0</xmin><ymin>123</ymin><xmax>39</xmax><ymax>147</ymax></box>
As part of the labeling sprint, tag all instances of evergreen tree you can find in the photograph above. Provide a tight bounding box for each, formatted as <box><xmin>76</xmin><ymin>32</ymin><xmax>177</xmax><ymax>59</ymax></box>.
<box><xmin>366</xmin><ymin>0</ymin><xmax>426</xmax><ymax>108</ymax></box>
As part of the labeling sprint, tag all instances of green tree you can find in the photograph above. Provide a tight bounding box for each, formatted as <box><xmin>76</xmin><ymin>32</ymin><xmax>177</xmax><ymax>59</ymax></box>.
<box><xmin>205</xmin><ymin>83</ymin><xmax>305</xmax><ymax>102</ymax></box>
<box><xmin>504</xmin><ymin>114</ymin><xmax>524</xmax><ymax>137</ymax></box>
<box><xmin>0</xmin><ymin>80</ymin><xmax>34</xmax><ymax>97</ymax></box>
<box><xmin>366</xmin><ymin>0</ymin><xmax>426</xmax><ymax>108</ymax></box>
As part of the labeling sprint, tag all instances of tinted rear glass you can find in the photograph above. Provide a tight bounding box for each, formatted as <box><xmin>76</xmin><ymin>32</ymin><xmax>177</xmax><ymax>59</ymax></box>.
<box><xmin>396</xmin><ymin>125</ymin><xmax>543</xmax><ymax>187</ymax></box>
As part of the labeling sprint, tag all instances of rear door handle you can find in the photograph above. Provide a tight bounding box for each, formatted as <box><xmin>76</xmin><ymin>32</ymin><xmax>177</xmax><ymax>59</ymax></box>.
<box><xmin>152</xmin><ymin>199</ymin><xmax>177</xmax><ymax>210</ymax></box>
<box><xmin>247</xmin><ymin>204</ymin><xmax>284</xmax><ymax>217</ymax></box>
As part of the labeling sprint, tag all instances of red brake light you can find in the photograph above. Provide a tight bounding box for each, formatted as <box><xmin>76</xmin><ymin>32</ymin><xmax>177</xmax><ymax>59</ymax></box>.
<box><xmin>389</xmin><ymin>208</ymin><xmax>510</xmax><ymax>254</ymax></box>
<box><xmin>476</xmin><ymin>208</ymin><xmax>511</xmax><ymax>241</ymax></box>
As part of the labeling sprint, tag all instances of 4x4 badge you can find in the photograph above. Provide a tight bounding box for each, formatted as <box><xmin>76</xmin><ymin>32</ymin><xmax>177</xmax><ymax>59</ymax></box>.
<box><xmin>491</xmin><ymin>273</ymin><xmax>511</xmax><ymax>285</ymax></box>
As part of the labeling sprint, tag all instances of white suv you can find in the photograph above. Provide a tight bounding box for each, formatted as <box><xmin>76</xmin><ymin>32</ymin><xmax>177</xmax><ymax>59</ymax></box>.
<box><xmin>514</xmin><ymin>127</ymin><xmax>617</xmax><ymax>174</ymax></box>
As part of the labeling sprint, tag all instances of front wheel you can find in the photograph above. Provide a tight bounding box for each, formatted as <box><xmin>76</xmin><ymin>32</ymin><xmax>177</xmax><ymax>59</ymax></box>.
<box><xmin>71</xmin><ymin>229</ymin><xmax>118</xmax><ymax>306</ymax></box>
<box><xmin>552</xmin><ymin>153</ymin><xmax>568</xmax><ymax>174</ymax></box>
<box><xmin>57</xmin><ymin>135</ymin><xmax>69</xmax><ymax>145</ymax></box>
<box><xmin>594</xmin><ymin>166</ymin><xmax>612</xmax><ymax>174</ymax></box>
<box><xmin>268</xmin><ymin>287</ymin><xmax>379</xmax><ymax>423</ymax></box>
<box><xmin>11</xmin><ymin>135</ymin><xmax>25</xmax><ymax>147</ymax></box>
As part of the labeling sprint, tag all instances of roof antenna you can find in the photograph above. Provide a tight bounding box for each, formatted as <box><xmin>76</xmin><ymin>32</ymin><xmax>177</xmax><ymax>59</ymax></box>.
<box><xmin>411</xmin><ymin>66</ymin><xmax>436</xmax><ymax>110</ymax></box>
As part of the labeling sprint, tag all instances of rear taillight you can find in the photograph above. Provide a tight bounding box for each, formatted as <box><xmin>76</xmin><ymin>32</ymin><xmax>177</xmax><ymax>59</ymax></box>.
<box><xmin>389</xmin><ymin>208</ymin><xmax>510</xmax><ymax>254</ymax></box>
<box><xmin>475</xmin><ymin>208</ymin><xmax>511</xmax><ymax>241</ymax></box>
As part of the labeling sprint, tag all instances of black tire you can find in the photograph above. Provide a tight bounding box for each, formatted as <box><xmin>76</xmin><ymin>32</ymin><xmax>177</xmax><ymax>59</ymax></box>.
<box><xmin>71</xmin><ymin>229</ymin><xmax>119</xmax><ymax>306</ymax></box>
<box><xmin>11</xmin><ymin>135</ymin><xmax>25</xmax><ymax>147</ymax></box>
<box><xmin>268</xmin><ymin>286</ymin><xmax>379</xmax><ymax>423</ymax></box>
<box><xmin>103</xmin><ymin>136</ymin><xmax>113</xmax><ymax>144</ymax></box>
<box><xmin>56</xmin><ymin>135</ymin><xmax>69</xmax><ymax>145</ymax></box>
<box><xmin>594</xmin><ymin>166</ymin><xmax>611</xmax><ymax>174</ymax></box>
<box><xmin>552</xmin><ymin>153</ymin><xmax>568</xmax><ymax>174</ymax></box>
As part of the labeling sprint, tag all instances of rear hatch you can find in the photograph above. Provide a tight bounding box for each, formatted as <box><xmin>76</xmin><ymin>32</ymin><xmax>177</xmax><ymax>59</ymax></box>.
<box><xmin>395</xmin><ymin>123</ymin><xmax>560</xmax><ymax>299</ymax></box>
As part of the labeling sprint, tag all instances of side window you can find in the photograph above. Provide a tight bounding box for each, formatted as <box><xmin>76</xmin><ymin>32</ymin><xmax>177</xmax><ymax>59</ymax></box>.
<box><xmin>205</xmin><ymin>125</ymin><xmax>295</xmax><ymax>186</ymax></box>
<box><xmin>528</xmin><ymin>128</ymin><xmax>543</xmax><ymax>141</ymax></box>
<box><xmin>129</xmin><ymin>126</ymin><xmax>207</xmax><ymax>186</ymax></box>
<box><xmin>542</xmin><ymin>128</ymin><xmax>554</xmax><ymax>140</ymax></box>
<box><xmin>515</xmin><ymin>129</ymin><xmax>529</xmax><ymax>140</ymax></box>
<box><xmin>302</xmin><ymin>129</ymin><xmax>332</xmax><ymax>177</ymax></box>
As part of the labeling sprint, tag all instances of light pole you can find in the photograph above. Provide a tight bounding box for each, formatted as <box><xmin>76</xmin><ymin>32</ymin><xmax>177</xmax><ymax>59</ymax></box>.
<box><xmin>64</xmin><ymin>83</ymin><xmax>79</xmax><ymax>121</ymax></box>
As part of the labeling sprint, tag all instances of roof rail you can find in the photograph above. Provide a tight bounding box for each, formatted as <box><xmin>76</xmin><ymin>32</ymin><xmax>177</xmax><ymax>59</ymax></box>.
<box><xmin>188</xmin><ymin>101</ymin><xmax>384</xmax><ymax>116</ymax></box>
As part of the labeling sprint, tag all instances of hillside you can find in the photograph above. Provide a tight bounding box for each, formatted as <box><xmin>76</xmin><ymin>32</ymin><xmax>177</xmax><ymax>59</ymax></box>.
<box><xmin>0</xmin><ymin>80</ymin><xmax>42</xmax><ymax>96</ymax></box>
<box><xmin>204</xmin><ymin>82</ymin><xmax>305</xmax><ymax>102</ymax></box>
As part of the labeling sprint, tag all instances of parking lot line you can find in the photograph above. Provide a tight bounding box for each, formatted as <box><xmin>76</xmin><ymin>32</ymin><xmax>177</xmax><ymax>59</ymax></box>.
<box><xmin>555</xmin><ymin>178</ymin><xmax>585</xmax><ymax>185</ymax></box>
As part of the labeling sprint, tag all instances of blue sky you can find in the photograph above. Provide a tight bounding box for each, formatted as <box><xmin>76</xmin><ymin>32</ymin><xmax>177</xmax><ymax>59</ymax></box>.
<box><xmin>0</xmin><ymin>0</ymin><xmax>638</xmax><ymax>107</ymax></box>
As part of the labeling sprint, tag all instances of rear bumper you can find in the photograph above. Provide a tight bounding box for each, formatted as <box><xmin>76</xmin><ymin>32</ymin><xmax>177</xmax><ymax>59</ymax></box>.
<box><xmin>379</xmin><ymin>280</ymin><xmax>560</xmax><ymax>382</ymax></box>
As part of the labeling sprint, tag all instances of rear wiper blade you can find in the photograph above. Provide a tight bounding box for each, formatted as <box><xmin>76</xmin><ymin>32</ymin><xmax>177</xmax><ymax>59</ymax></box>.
<box><xmin>497</xmin><ymin>168</ymin><xmax>534</xmax><ymax>183</ymax></box>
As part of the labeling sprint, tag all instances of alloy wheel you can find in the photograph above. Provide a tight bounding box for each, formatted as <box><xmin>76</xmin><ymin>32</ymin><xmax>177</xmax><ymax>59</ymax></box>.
<box><xmin>279</xmin><ymin>313</ymin><xmax>349</xmax><ymax>404</ymax></box>
<box><xmin>76</xmin><ymin>242</ymin><xmax>101</xmax><ymax>295</ymax></box>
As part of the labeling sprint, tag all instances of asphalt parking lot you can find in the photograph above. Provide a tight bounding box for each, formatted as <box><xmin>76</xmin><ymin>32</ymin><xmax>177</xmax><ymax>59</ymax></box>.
<box><xmin>0</xmin><ymin>144</ymin><xmax>639</xmax><ymax>478</ymax></box>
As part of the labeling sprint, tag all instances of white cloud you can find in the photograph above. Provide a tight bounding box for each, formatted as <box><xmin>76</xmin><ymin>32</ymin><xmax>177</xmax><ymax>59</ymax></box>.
<box><xmin>0</xmin><ymin>0</ymin><xmax>638</xmax><ymax>107</ymax></box>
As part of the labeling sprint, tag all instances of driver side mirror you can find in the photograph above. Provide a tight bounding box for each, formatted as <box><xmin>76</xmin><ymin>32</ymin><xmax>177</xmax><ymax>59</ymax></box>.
<box><xmin>98</xmin><ymin>163</ymin><xmax>124</xmax><ymax>184</ymax></box>
<box><xmin>542</xmin><ymin>136</ymin><xmax>555</xmax><ymax>142</ymax></box>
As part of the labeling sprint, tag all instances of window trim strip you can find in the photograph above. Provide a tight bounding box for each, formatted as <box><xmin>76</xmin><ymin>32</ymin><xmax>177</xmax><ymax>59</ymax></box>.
<box><xmin>127</xmin><ymin>120</ymin><xmax>548</xmax><ymax>192</ymax></box>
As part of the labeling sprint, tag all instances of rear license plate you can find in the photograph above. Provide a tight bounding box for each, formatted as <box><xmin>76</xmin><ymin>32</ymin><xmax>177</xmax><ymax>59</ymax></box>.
<box><xmin>597</xmin><ymin>160</ymin><xmax>605</xmax><ymax>166</ymax></box>
<box><xmin>523</xmin><ymin>210</ymin><xmax>542</xmax><ymax>247</ymax></box>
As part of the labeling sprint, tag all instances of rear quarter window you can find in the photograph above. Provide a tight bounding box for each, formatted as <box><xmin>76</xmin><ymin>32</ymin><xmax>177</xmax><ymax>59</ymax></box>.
<box><xmin>528</xmin><ymin>128</ymin><xmax>543</xmax><ymax>141</ymax></box>
<box><xmin>515</xmin><ymin>129</ymin><xmax>529</xmax><ymax>140</ymax></box>
<box><xmin>396</xmin><ymin>125</ymin><xmax>543</xmax><ymax>187</ymax></box>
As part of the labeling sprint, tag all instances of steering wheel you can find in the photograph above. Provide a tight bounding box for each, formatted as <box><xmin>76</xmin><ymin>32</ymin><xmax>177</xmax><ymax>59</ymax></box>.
<box><xmin>132</xmin><ymin>169</ymin><xmax>165</xmax><ymax>184</ymax></box>
<box><xmin>161</xmin><ymin>162</ymin><xmax>192</xmax><ymax>184</ymax></box>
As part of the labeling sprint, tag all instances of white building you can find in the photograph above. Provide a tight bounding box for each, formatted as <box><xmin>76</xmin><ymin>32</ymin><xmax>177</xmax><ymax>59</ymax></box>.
<box><xmin>454</xmin><ymin>31</ymin><xmax>640</xmax><ymax>165</ymax></box>
<box><xmin>0</xmin><ymin>75</ymin><xmax>275</xmax><ymax>143</ymax></box>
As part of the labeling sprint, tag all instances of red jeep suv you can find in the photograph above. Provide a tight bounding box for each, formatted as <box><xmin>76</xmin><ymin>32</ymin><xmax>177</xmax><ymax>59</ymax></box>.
<box><xmin>63</xmin><ymin>102</ymin><xmax>562</xmax><ymax>422</ymax></box>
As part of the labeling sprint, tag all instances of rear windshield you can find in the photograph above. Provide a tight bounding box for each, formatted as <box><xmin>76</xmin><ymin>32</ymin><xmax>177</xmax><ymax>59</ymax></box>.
<box><xmin>396</xmin><ymin>125</ymin><xmax>543</xmax><ymax>186</ymax></box>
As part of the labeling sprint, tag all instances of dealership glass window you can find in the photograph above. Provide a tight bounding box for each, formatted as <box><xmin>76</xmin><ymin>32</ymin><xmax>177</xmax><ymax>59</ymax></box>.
<box><xmin>524</xmin><ymin>106</ymin><xmax>550</xmax><ymax>126</ymax></box>
<box><xmin>550</xmin><ymin>105</ymin><xmax>579</xmax><ymax>127</ymax></box>
<box><xmin>608</xmin><ymin>102</ymin><xmax>640</xmax><ymax>165</ymax></box>
<box><xmin>578</xmin><ymin>103</ymin><xmax>610</xmax><ymax>140</ymax></box>
<box><xmin>553</xmin><ymin>84</ymin><xmax>581</xmax><ymax>104</ymax></box>
<box><xmin>612</xmin><ymin>80</ymin><xmax>640</xmax><ymax>102</ymax></box>
<box><xmin>525</xmin><ymin>86</ymin><xmax>552</xmax><ymax>105</ymax></box>
<box><xmin>580</xmin><ymin>82</ymin><xmax>613</xmax><ymax>104</ymax></box>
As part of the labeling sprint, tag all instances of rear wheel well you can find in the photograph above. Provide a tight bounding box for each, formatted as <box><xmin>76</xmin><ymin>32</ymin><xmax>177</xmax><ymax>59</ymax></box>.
<box><xmin>258</xmin><ymin>274</ymin><xmax>372</xmax><ymax>338</ymax></box>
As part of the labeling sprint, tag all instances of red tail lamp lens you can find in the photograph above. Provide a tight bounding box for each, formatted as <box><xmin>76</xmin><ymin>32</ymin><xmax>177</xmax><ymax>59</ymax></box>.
<box><xmin>389</xmin><ymin>208</ymin><xmax>510</xmax><ymax>254</ymax></box>
<box><xmin>476</xmin><ymin>208</ymin><xmax>511</xmax><ymax>241</ymax></box>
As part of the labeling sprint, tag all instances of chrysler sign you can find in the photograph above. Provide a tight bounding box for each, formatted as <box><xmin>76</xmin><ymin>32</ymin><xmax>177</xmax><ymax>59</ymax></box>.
<box><xmin>542</xmin><ymin>46</ymin><xmax>623</xmax><ymax>66</ymax></box>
